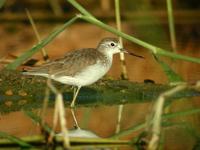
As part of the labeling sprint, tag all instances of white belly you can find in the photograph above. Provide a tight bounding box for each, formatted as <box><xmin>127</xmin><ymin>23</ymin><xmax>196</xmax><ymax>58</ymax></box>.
<box><xmin>52</xmin><ymin>63</ymin><xmax>111</xmax><ymax>86</ymax></box>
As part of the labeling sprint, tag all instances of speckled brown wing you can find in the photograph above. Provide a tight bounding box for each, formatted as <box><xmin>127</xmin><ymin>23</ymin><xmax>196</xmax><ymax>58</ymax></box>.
<box><xmin>25</xmin><ymin>48</ymin><xmax>106</xmax><ymax>77</ymax></box>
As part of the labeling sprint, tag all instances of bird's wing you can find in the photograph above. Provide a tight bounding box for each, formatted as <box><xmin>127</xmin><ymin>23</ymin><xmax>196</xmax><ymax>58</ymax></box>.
<box><xmin>25</xmin><ymin>48</ymin><xmax>104</xmax><ymax>77</ymax></box>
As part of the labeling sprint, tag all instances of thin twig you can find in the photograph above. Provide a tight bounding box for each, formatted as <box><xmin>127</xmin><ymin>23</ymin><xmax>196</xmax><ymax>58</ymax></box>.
<box><xmin>6</xmin><ymin>15</ymin><xmax>78</xmax><ymax>69</ymax></box>
<box><xmin>114</xmin><ymin>0</ymin><xmax>128</xmax><ymax>80</ymax></box>
<box><xmin>25</xmin><ymin>9</ymin><xmax>49</xmax><ymax>62</ymax></box>
<box><xmin>77</xmin><ymin>15</ymin><xmax>200</xmax><ymax>64</ymax></box>
<box><xmin>41</xmin><ymin>87</ymin><xmax>50</xmax><ymax>129</ymax></box>
<box><xmin>114</xmin><ymin>0</ymin><xmax>127</xmax><ymax>135</ymax></box>
<box><xmin>147</xmin><ymin>84</ymin><xmax>187</xmax><ymax>150</ymax></box>
<box><xmin>48</xmin><ymin>0</ymin><xmax>63</xmax><ymax>16</ymax></box>
<box><xmin>47</xmin><ymin>78</ymin><xmax>70</xmax><ymax>148</ymax></box>
<box><xmin>56</xmin><ymin>93</ymin><xmax>70</xmax><ymax>148</ymax></box>
<box><xmin>166</xmin><ymin>0</ymin><xmax>177</xmax><ymax>52</ymax></box>
<box><xmin>115</xmin><ymin>105</ymin><xmax>124</xmax><ymax>134</ymax></box>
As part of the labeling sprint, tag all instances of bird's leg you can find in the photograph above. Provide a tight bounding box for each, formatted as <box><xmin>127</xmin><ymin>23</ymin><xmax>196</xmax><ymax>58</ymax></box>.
<box><xmin>70</xmin><ymin>109</ymin><xmax>80</xmax><ymax>129</ymax></box>
<box><xmin>70</xmin><ymin>86</ymin><xmax>81</xmax><ymax>108</ymax></box>
<box><xmin>70</xmin><ymin>86</ymin><xmax>81</xmax><ymax>129</ymax></box>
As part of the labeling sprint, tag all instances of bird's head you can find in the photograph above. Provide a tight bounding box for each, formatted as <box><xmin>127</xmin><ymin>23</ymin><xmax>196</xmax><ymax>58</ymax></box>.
<box><xmin>97</xmin><ymin>37</ymin><xmax>144</xmax><ymax>59</ymax></box>
<box><xmin>97</xmin><ymin>37</ymin><xmax>122</xmax><ymax>55</ymax></box>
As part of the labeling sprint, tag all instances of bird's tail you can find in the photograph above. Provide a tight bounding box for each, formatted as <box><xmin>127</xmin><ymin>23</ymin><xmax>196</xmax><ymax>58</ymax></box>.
<box><xmin>22</xmin><ymin>67</ymin><xmax>48</xmax><ymax>77</ymax></box>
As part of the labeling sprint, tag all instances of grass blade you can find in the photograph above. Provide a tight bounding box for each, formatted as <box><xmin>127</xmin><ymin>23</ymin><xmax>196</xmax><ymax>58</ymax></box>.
<box><xmin>6</xmin><ymin>16</ymin><xmax>78</xmax><ymax>70</ymax></box>
<box><xmin>79</xmin><ymin>15</ymin><xmax>200</xmax><ymax>64</ymax></box>
<box><xmin>112</xmin><ymin>108</ymin><xmax>200</xmax><ymax>138</ymax></box>
<box><xmin>153</xmin><ymin>55</ymin><xmax>183</xmax><ymax>83</ymax></box>
<box><xmin>167</xmin><ymin>0</ymin><xmax>177</xmax><ymax>51</ymax></box>
<box><xmin>0</xmin><ymin>0</ymin><xmax>6</xmax><ymax>9</ymax></box>
<box><xmin>67</xmin><ymin>0</ymin><xmax>94</xmax><ymax>17</ymax></box>
<box><xmin>24</xmin><ymin>111</ymin><xmax>52</xmax><ymax>134</ymax></box>
<box><xmin>64</xmin><ymin>0</ymin><xmax>200</xmax><ymax>64</ymax></box>
<box><xmin>0</xmin><ymin>131</ymin><xmax>32</xmax><ymax>148</ymax></box>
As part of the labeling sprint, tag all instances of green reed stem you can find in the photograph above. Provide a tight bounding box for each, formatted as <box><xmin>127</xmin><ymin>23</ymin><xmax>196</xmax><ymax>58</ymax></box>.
<box><xmin>0</xmin><ymin>132</ymin><xmax>32</xmax><ymax>148</ymax></box>
<box><xmin>114</xmin><ymin>0</ymin><xmax>128</xmax><ymax>79</ymax></box>
<box><xmin>6</xmin><ymin>16</ymin><xmax>78</xmax><ymax>70</ymax></box>
<box><xmin>114</xmin><ymin>0</ymin><xmax>126</xmax><ymax>136</ymax></box>
<box><xmin>65</xmin><ymin>0</ymin><xmax>200</xmax><ymax>63</ymax></box>
<box><xmin>0</xmin><ymin>0</ymin><xmax>6</xmax><ymax>9</ymax></box>
<box><xmin>112</xmin><ymin>108</ymin><xmax>200</xmax><ymax>138</ymax></box>
<box><xmin>167</xmin><ymin>0</ymin><xmax>177</xmax><ymax>52</ymax></box>
<box><xmin>25</xmin><ymin>9</ymin><xmax>49</xmax><ymax>61</ymax></box>
<box><xmin>67</xmin><ymin>0</ymin><xmax>94</xmax><ymax>17</ymax></box>
<box><xmin>78</xmin><ymin>15</ymin><xmax>200</xmax><ymax>64</ymax></box>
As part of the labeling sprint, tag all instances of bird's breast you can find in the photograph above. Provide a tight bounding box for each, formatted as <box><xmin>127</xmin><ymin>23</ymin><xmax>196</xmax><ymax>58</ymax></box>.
<box><xmin>72</xmin><ymin>61</ymin><xmax>112</xmax><ymax>86</ymax></box>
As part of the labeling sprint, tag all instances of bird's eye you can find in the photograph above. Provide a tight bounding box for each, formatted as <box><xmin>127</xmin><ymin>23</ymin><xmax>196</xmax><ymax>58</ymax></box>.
<box><xmin>110</xmin><ymin>42</ymin><xmax>115</xmax><ymax>46</ymax></box>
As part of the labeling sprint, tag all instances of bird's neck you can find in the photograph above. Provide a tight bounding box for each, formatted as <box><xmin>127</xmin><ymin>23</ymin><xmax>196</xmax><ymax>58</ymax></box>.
<box><xmin>98</xmin><ymin>51</ymin><xmax>113</xmax><ymax>67</ymax></box>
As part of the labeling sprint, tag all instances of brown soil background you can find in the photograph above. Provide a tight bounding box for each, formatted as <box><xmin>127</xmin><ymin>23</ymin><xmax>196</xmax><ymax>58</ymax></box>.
<box><xmin>0</xmin><ymin>19</ymin><xmax>200</xmax><ymax>149</ymax></box>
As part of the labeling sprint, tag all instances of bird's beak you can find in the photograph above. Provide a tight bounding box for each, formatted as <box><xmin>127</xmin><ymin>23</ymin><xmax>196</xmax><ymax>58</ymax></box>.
<box><xmin>120</xmin><ymin>48</ymin><xmax>144</xmax><ymax>59</ymax></box>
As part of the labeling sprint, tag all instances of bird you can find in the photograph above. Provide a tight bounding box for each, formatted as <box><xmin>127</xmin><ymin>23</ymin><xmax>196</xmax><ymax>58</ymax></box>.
<box><xmin>23</xmin><ymin>37</ymin><xmax>143</xmax><ymax>127</ymax></box>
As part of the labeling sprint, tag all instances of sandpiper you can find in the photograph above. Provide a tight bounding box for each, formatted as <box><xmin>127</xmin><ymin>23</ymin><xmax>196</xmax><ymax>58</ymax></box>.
<box><xmin>23</xmin><ymin>37</ymin><xmax>143</xmax><ymax>127</ymax></box>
